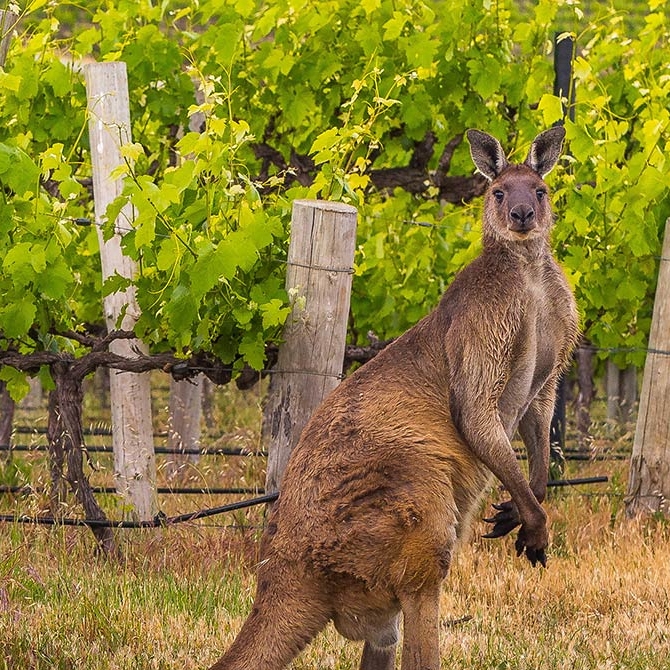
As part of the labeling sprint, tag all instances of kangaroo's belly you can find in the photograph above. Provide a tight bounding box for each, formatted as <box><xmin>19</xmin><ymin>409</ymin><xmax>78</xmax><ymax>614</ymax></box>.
<box><xmin>498</xmin><ymin>308</ymin><xmax>568</xmax><ymax>435</ymax></box>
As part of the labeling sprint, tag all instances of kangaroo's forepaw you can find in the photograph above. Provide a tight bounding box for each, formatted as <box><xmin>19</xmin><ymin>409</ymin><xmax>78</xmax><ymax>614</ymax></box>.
<box><xmin>482</xmin><ymin>499</ymin><xmax>520</xmax><ymax>539</ymax></box>
<box><xmin>514</xmin><ymin>525</ymin><xmax>548</xmax><ymax>568</ymax></box>
<box><xmin>515</xmin><ymin>537</ymin><xmax>547</xmax><ymax>568</ymax></box>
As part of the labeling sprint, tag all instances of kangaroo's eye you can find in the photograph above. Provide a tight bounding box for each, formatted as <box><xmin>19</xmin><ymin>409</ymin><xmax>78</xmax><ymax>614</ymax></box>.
<box><xmin>493</xmin><ymin>190</ymin><xmax>504</xmax><ymax>203</ymax></box>
<box><xmin>536</xmin><ymin>189</ymin><xmax>547</xmax><ymax>201</ymax></box>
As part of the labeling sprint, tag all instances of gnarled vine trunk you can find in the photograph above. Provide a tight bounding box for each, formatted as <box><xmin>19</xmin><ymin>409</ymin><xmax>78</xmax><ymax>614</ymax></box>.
<box><xmin>0</xmin><ymin>380</ymin><xmax>14</xmax><ymax>455</ymax></box>
<box><xmin>49</xmin><ymin>362</ymin><xmax>118</xmax><ymax>556</ymax></box>
<box><xmin>46</xmin><ymin>390</ymin><xmax>68</xmax><ymax>513</ymax></box>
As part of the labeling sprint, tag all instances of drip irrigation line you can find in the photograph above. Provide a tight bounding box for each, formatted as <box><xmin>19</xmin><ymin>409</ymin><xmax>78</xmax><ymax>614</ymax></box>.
<box><xmin>546</xmin><ymin>476</ymin><xmax>608</xmax><ymax>487</ymax></box>
<box><xmin>0</xmin><ymin>477</ymin><xmax>608</xmax><ymax>529</ymax></box>
<box><xmin>0</xmin><ymin>443</ymin><xmax>266</xmax><ymax>457</ymax></box>
<box><xmin>3</xmin><ymin>439</ymin><xmax>623</xmax><ymax>463</ymax></box>
<box><xmin>0</xmin><ymin>492</ymin><xmax>279</xmax><ymax>529</ymax></box>
<box><xmin>514</xmin><ymin>449</ymin><xmax>628</xmax><ymax>462</ymax></box>
<box><xmin>580</xmin><ymin>344</ymin><xmax>670</xmax><ymax>357</ymax></box>
<box><xmin>0</xmin><ymin>485</ymin><xmax>263</xmax><ymax>496</ymax></box>
<box><xmin>0</xmin><ymin>477</ymin><xmax>609</xmax><ymax>500</ymax></box>
<box><xmin>168</xmin><ymin>492</ymin><xmax>278</xmax><ymax>523</ymax></box>
<box><xmin>566</xmin><ymin>453</ymin><xmax>628</xmax><ymax>461</ymax></box>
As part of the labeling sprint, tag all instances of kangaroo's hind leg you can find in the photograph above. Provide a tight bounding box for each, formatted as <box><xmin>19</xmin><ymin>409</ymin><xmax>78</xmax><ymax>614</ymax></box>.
<box><xmin>359</xmin><ymin>614</ymin><xmax>399</xmax><ymax>670</ymax></box>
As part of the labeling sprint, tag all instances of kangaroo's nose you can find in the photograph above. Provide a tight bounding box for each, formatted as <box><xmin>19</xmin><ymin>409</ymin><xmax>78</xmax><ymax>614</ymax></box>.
<box><xmin>509</xmin><ymin>205</ymin><xmax>536</xmax><ymax>233</ymax></box>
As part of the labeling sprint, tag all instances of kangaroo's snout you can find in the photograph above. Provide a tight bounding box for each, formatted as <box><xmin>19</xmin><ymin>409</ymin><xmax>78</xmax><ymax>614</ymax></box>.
<box><xmin>508</xmin><ymin>204</ymin><xmax>536</xmax><ymax>233</ymax></box>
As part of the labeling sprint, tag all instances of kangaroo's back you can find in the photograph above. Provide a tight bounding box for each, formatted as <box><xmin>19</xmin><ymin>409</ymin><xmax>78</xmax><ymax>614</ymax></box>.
<box><xmin>207</xmin><ymin>127</ymin><xmax>578</xmax><ymax>670</ymax></box>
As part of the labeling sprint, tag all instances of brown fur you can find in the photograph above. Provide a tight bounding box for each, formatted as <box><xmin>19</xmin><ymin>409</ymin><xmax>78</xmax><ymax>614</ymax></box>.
<box><xmin>209</xmin><ymin>127</ymin><xmax>579</xmax><ymax>670</ymax></box>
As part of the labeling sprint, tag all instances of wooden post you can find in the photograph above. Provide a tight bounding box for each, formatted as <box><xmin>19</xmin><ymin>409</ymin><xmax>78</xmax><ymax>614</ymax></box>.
<box><xmin>626</xmin><ymin>219</ymin><xmax>670</xmax><ymax>517</ymax></box>
<box><xmin>606</xmin><ymin>360</ymin><xmax>621</xmax><ymax>421</ymax></box>
<box><xmin>621</xmin><ymin>366</ymin><xmax>638</xmax><ymax>425</ymax></box>
<box><xmin>167</xmin><ymin>376</ymin><xmax>203</xmax><ymax>477</ymax></box>
<box><xmin>607</xmin><ymin>362</ymin><xmax>637</xmax><ymax>425</ymax></box>
<box><xmin>0</xmin><ymin>10</ymin><xmax>19</xmax><ymax>452</ymax></box>
<box><xmin>84</xmin><ymin>62</ymin><xmax>157</xmax><ymax>521</ymax></box>
<box><xmin>0</xmin><ymin>10</ymin><xmax>18</xmax><ymax>68</ymax></box>
<box><xmin>574</xmin><ymin>345</ymin><xmax>594</xmax><ymax>450</ymax></box>
<box><xmin>265</xmin><ymin>200</ymin><xmax>357</xmax><ymax>494</ymax></box>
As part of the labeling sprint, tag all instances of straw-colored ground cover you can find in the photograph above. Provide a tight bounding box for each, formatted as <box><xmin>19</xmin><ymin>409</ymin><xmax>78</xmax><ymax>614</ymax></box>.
<box><xmin>2</xmin><ymin>457</ymin><xmax>669</xmax><ymax>670</ymax></box>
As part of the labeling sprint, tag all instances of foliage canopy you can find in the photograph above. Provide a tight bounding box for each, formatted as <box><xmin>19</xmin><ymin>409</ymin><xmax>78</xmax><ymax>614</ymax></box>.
<box><xmin>0</xmin><ymin>0</ymin><xmax>668</xmax><ymax>396</ymax></box>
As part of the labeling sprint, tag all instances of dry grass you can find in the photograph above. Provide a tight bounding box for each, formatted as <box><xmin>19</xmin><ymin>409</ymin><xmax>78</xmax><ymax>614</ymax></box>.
<box><xmin>2</xmin><ymin>386</ymin><xmax>669</xmax><ymax>669</ymax></box>
<box><xmin>442</xmin><ymin>498</ymin><xmax>670</xmax><ymax>669</ymax></box>
<box><xmin>2</xmin><ymin>461</ymin><xmax>670</xmax><ymax>670</ymax></box>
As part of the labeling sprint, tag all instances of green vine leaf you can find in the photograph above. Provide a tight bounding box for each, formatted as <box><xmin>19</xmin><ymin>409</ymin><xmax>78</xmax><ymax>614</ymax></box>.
<box><xmin>0</xmin><ymin>0</ymin><xmax>666</xmax><ymax>378</ymax></box>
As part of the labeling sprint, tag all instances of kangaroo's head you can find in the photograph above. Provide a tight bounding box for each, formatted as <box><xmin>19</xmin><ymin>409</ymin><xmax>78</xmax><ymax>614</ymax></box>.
<box><xmin>466</xmin><ymin>127</ymin><xmax>565</xmax><ymax>246</ymax></box>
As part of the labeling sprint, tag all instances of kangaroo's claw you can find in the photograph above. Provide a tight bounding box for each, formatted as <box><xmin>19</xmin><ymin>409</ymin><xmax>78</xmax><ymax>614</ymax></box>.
<box><xmin>482</xmin><ymin>499</ymin><xmax>521</xmax><ymax>539</ymax></box>
<box><xmin>516</xmin><ymin>536</ymin><xmax>547</xmax><ymax>568</ymax></box>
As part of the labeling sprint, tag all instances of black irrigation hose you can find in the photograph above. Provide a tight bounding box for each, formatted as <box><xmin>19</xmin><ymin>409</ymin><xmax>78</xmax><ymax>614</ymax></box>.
<box><xmin>0</xmin><ymin>444</ymin><xmax>267</xmax><ymax>457</ymax></box>
<box><xmin>0</xmin><ymin>492</ymin><xmax>280</xmax><ymax>529</ymax></box>
<box><xmin>0</xmin><ymin>486</ymin><xmax>262</xmax><ymax>496</ymax></box>
<box><xmin>0</xmin><ymin>478</ymin><xmax>609</xmax><ymax>499</ymax></box>
<box><xmin>0</xmin><ymin>477</ymin><xmax>608</xmax><ymax>529</ymax></box>
<box><xmin>547</xmin><ymin>476</ymin><xmax>608</xmax><ymax>487</ymax></box>
<box><xmin>514</xmin><ymin>450</ymin><xmax>629</xmax><ymax>462</ymax></box>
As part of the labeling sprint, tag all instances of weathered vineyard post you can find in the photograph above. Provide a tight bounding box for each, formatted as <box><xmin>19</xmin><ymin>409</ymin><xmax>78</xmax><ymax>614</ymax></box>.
<box><xmin>167</xmin><ymin>88</ymin><xmax>206</xmax><ymax>476</ymax></box>
<box><xmin>0</xmin><ymin>9</ymin><xmax>17</xmax><ymax>67</ymax></box>
<box><xmin>0</xmin><ymin>10</ymin><xmax>19</xmax><ymax>452</ymax></box>
<box><xmin>574</xmin><ymin>345</ymin><xmax>595</xmax><ymax>450</ymax></box>
<box><xmin>167</xmin><ymin>376</ymin><xmax>203</xmax><ymax>477</ymax></box>
<box><xmin>264</xmin><ymin>200</ymin><xmax>357</xmax><ymax>494</ymax></box>
<box><xmin>626</xmin><ymin>218</ymin><xmax>670</xmax><ymax>517</ymax></box>
<box><xmin>606</xmin><ymin>362</ymin><xmax>637</xmax><ymax>425</ymax></box>
<box><xmin>84</xmin><ymin>62</ymin><xmax>157</xmax><ymax>521</ymax></box>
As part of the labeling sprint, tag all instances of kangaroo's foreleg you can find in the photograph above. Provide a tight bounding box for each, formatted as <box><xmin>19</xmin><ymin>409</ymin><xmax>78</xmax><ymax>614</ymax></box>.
<box><xmin>483</xmin><ymin>374</ymin><xmax>559</xmax><ymax>561</ymax></box>
<box><xmin>456</xmin><ymin>407</ymin><xmax>548</xmax><ymax>566</ymax></box>
<box><xmin>483</xmin><ymin>375</ymin><xmax>558</xmax><ymax>537</ymax></box>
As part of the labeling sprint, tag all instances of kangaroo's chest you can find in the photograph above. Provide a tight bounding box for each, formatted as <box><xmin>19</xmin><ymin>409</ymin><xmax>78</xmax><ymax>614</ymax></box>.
<box><xmin>499</xmin><ymin>270</ymin><xmax>577</xmax><ymax>431</ymax></box>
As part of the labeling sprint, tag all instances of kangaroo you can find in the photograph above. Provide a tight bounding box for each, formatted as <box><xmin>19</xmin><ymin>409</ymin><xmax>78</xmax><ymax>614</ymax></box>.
<box><xmin>209</xmin><ymin>127</ymin><xmax>578</xmax><ymax>670</ymax></box>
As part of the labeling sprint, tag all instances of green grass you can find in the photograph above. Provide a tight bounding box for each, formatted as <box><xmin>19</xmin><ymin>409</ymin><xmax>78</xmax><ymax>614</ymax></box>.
<box><xmin>2</xmin><ymin>463</ymin><xmax>670</xmax><ymax>669</ymax></box>
<box><xmin>0</xmin><ymin>524</ymin><xmax>259</xmax><ymax>670</ymax></box>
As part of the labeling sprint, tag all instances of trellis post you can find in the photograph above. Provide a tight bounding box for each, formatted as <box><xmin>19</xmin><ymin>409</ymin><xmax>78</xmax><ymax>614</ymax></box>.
<box><xmin>84</xmin><ymin>62</ymin><xmax>157</xmax><ymax>521</ymax></box>
<box><xmin>265</xmin><ymin>200</ymin><xmax>357</xmax><ymax>494</ymax></box>
<box><xmin>626</xmin><ymin>218</ymin><xmax>670</xmax><ymax>516</ymax></box>
<box><xmin>167</xmin><ymin>84</ymin><xmax>207</xmax><ymax>475</ymax></box>
<box><xmin>0</xmin><ymin>10</ymin><xmax>18</xmax><ymax>68</ymax></box>
<box><xmin>0</xmin><ymin>10</ymin><xmax>19</xmax><ymax>451</ymax></box>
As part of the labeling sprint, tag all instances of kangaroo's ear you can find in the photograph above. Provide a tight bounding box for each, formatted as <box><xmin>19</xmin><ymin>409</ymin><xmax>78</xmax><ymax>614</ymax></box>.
<box><xmin>525</xmin><ymin>126</ymin><xmax>565</xmax><ymax>177</ymax></box>
<box><xmin>466</xmin><ymin>129</ymin><xmax>509</xmax><ymax>181</ymax></box>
